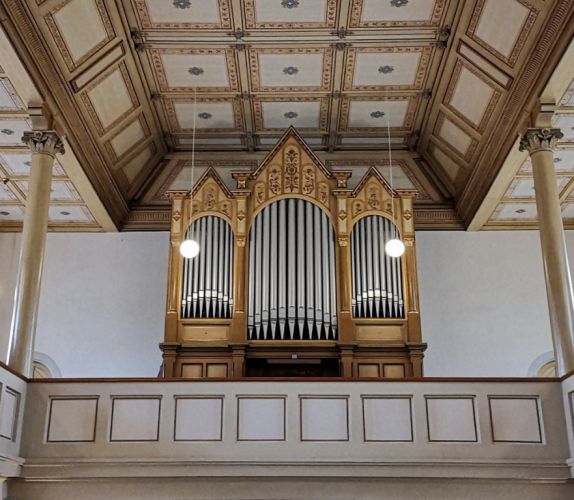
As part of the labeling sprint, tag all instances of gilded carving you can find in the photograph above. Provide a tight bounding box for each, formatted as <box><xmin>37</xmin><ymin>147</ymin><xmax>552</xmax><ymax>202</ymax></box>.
<box><xmin>255</xmin><ymin>182</ymin><xmax>266</xmax><ymax>205</ymax></box>
<box><xmin>519</xmin><ymin>128</ymin><xmax>563</xmax><ymax>154</ymax></box>
<box><xmin>204</xmin><ymin>186</ymin><xmax>217</xmax><ymax>210</ymax></box>
<box><xmin>284</xmin><ymin>147</ymin><xmax>300</xmax><ymax>193</ymax></box>
<box><xmin>268</xmin><ymin>165</ymin><xmax>282</xmax><ymax>195</ymax></box>
<box><xmin>219</xmin><ymin>201</ymin><xmax>231</xmax><ymax>216</ymax></box>
<box><xmin>353</xmin><ymin>201</ymin><xmax>364</xmax><ymax>217</ymax></box>
<box><xmin>172</xmin><ymin>210</ymin><xmax>181</xmax><ymax>222</ymax></box>
<box><xmin>367</xmin><ymin>185</ymin><xmax>380</xmax><ymax>210</ymax></box>
<box><xmin>302</xmin><ymin>166</ymin><xmax>315</xmax><ymax>195</ymax></box>
<box><xmin>338</xmin><ymin>210</ymin><xmax>347</xmax><ymax>220</ymax></box>
<box><xmin>403</xmin><ymin>209</ymin><xmax>413</xmax><ymax>221</ymax></box>
<box><xmin>318</xmin><ymin>182</ymin><xmax>329</xmax><ymax>206</ymax></box>
<box><xmin>21</xmin><ymin>131</ymin><xmax>65</xmax><ymax>156</ymax></box>
<box><xmin>237</xmin><ymin>210</ymin><xmax>246</xmax><ymax>221</ymax></box>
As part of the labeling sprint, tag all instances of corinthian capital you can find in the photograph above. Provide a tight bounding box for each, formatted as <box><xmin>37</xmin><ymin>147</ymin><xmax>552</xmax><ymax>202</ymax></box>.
<box><xmin>519</xmin><ymin>128</ymin><xmax>563</xmax><ymax>154</ymax></box>
<box><xmin>21</xmin><ymin>131</ymin><xmax>65</xmax><ymax>156</ymax></box>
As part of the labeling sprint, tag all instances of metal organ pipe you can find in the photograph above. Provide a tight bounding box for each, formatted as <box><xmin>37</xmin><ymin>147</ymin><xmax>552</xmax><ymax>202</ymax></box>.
<box><xmin>351</xmin><ymin>215</ymin><xmax>404</xmax><ymax>319</ymax></box>
<box><xmin>180</xmin><ymin>216</ymin><xmax>234</xmax><ymax>319</ymax></box>
<box><xmin>248</xmin><ymin>199</ymin><xmax>338</xmax><ymax>341</ymax></box>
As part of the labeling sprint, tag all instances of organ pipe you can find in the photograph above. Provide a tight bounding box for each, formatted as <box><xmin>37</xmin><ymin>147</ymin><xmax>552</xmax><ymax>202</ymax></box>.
<box><xmin>247</xmin><ymin>199</ymin><xmax>338</xmax><ymax>340</ymax></box>
<box><xmin>180</xmin><ymin>216</ymin><xmax>234</xmax><ymax>319</ymax></box>
<box><xmin>351</xmin><ymin>215</ymin><xmax>404</xmax><ymax>319</ymax></box>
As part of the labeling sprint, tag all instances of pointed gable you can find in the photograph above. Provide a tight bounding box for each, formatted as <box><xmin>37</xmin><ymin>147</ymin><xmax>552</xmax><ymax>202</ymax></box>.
<box><xmin>249</xmin><ymin>127</ymin><xmax>335</xmax><ymax>211</ymax></box>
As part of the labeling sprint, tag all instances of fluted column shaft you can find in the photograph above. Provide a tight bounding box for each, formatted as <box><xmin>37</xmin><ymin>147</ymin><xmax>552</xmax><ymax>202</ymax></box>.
<box><xmin>8</xmin><ymin>131</ymin><xmax>64</xmax><ymax>376</ymax></box>
<box><xmin>520</xmin><ymin>128</ymin><xmax>574</xmax><ymax>375</ymax></box>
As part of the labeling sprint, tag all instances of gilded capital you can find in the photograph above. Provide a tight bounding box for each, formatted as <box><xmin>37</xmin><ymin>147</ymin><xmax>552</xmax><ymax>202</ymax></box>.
<box><xmin>519</xmin><ymin>128</ymin><xmax>563</xmax><ymax>154</ymax></box>
<box><xmin>21</xmin><ymin>131</ymin><xmax>65</xmax><ymax>156</ymax></box>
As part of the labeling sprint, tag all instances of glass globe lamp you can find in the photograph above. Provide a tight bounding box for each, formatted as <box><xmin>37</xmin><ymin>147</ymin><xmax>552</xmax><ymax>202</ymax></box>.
<box><xmin>385</xmin><ymin>238</ymin><xmax>405</xmax><ymax>258</ymax></box>
<box><xmin>180</xmin><ymin>239</ymin><xmax>200</xmax><ymax>259</ymax></box>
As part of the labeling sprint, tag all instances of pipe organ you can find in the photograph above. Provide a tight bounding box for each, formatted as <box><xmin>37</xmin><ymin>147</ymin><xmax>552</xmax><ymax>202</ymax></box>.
<box><xmin>351</xmin><ymin>216</ymin><xmax>404</xmax><ymax>319</ymax></box>
<box><xmin>248</xmin><ymin>199</ymin><xmax>338</xmax><ymax>341</ymax></box>
<box><xmin>181</xmin><ymin>216</ymin><xmax>234</xmax><ymax>319</ymax></box>
<box><xmin>162</xmin><ymin>129</ymin><xmax>426</xmax><ymax>379</ymax></box>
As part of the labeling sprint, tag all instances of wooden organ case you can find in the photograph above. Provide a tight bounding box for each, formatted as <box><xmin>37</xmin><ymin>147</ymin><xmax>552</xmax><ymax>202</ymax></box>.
<box><xmin>162</xmin><ymin>130</ymin><xmax>426</xmax><ymax>378</ymax></box>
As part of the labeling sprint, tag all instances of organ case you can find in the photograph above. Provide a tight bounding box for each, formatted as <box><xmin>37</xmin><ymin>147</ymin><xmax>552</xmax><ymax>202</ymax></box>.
<box><xmin>162</xmin><ymin>129</ymin><xmax>426</xmax><ymax>378</ymax></box>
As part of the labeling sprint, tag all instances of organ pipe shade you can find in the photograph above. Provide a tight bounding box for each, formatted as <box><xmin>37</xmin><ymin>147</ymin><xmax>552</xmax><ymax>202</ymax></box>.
<box><xmin>351</xmin><ymin>215</ymin><xmax>405</xmax><ymax>319</ymax></box>
<box><xmin>248</xmin><ymin>199</ymin><xmax>338</xmax><ymax>340</ymax></box>
<box><xmin>181</xmin><ymin>215</ymin><xmax>234</xmax><ymax>319</ymax></box>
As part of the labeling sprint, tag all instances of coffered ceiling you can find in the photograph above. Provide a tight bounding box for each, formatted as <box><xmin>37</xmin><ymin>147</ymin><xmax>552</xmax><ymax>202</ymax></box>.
<box><xmin>0</xmin><ymin>0</ymin><xmax>572</xmax><ymax>231</ymax></box>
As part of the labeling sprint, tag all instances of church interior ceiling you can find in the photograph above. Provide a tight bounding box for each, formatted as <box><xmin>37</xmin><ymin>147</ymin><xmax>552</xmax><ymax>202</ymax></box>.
<box><xmin>0</xmin><ymin>0</ymin><xmax>572</xmax><ymax>231</ymax></box>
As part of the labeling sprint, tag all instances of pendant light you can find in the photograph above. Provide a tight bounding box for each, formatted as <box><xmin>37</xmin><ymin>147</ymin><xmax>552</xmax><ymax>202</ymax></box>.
<box><xmin>384</xmin><ymin>99</ymin><xmax>405</xmax><ymax>258</ymax></box>
<box><xmin>180</xmin><ymin>88</ymin><xmax>200</xmax><ymax>259</ymax></box>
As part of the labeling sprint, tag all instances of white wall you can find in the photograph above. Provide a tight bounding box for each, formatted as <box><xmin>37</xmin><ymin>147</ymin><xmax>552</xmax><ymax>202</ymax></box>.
<box><xmin>0</xmin><ymin>232</ymin><xmax>169</xmax><ymax>377</ymax></box>
<box><xmin>0</xmin><ymin>229</ymin><xmax>566</xmax><ymax>377</ymax></box>
<box><xmin>417</xmin><ymin>231</ymin><xmax>556</xmax><ymax>377</ymax></box>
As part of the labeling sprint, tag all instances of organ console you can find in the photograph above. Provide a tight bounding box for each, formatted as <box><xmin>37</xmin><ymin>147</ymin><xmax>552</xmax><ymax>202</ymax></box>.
<box><xmin>162</xmin><ymin>128</ymin><xmax>426</xmax><ymax>378</ymax></box>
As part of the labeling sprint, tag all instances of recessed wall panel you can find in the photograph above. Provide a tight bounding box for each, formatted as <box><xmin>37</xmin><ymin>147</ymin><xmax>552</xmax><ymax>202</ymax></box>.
<box><xmin>237</xmin><ymin>397</ymin><xmax>285</xmax><ymax>441</ymax></box>
<box><xmin>175</xmin><ymin>397</ymin><xmax>223</xmax><ymax>441</ymax></box>
<box><xmin>301</xmin><ymin>397</ymin><xmax>349</xmax><ymax>441</ymax></box>
<box><xmin>489</xmin><ymin>397</ymin><xmax>542</xmax><ymax>443</ymax></box>
<box><xmin>363</xmin><ymin>396</ymin><xmax>413</xmax><ymax>442</ymax></box>
<box><xmin>47</xmin><ymin>397</ymin><xmax>98</xmax><ymax>442</ymax></box>
<box><xmin>110</xmin><ymin>397</ymin><xmax>161</xmax><ymax>442</ymax></box>
<box><xmin>426</xmin><ymin>396</ymin><xmax>478</xmax><ymax>442</ymax></box>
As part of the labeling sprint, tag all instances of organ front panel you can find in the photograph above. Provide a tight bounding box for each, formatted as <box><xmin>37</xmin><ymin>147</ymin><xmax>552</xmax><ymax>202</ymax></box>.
<box><xmin>162</xmin><ymin>128</ymin><xmax>425</xmax><ymax>379</ymax></box>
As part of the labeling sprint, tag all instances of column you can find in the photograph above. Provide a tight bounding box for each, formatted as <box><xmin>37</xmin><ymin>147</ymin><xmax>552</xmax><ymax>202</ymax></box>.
<box><xmin>520</xmin><ymin>127</ymin><xmax>574</xmax><ymax>375</ymax></box>
<box><xmin>7</xmin><ymin>131</ymin><xmax>64</xmax><ymax>376</ymax></box>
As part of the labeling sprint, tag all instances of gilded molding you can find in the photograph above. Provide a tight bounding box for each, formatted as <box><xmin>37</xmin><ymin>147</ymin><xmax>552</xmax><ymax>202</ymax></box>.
<box><xmin>519</xmin><ymin>128</ymin><xmax>564</xmax><ymax>154</ymax></box>
<box><xmin>21</xmin><ymin>131</ymin><xmax>65</xmax><ymax>156</ymax></box>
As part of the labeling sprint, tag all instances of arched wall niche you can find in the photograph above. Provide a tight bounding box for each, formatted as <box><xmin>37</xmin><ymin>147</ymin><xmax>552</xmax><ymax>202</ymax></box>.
<box><xmin>163</xmin><ymin>128</ymin><xmax>425</xmax><ymax>379</ymax></box>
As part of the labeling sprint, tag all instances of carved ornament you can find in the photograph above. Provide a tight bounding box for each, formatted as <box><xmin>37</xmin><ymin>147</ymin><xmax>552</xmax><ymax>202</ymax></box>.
<box><xmin>519</xmin><ymin>128</ymin><xmax>563</xmax><ymax>154</ymax></box>
<box><xmin>21</xmin><ymin>131</ymin><xmax>65</xmax><ymax>156</ymax></box>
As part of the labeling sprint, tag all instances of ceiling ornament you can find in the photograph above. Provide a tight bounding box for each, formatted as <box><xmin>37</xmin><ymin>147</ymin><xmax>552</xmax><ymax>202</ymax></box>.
<box><xmin>283</xmin><ymin>66</ymin><xmax>299</xmax><ymax>76</ymax></box>
<box><xmin>281</xmin><ymin>0</ymin><xmax>300</xmax><ymax>8</ymax></box>
<box><xmin>378</xmin><ymin>65</ymin><xmax>395</xmax><ymax>74</ymax></box>
<box><xmin>188</xmin><ymin>67</ymin><xmax>204</xmax><ymax>76</ymax></box>
<box><xmin>173</xmin><ymin>0</ymin><xmax>191</xmax><ymax>9</ymax></box>
<box><xmin>390</xmin><ymin>0</ymin><xmax>409</xmax><ymax>7</ymax></box>
<box><xmin>284</xmin><ymin>111</ymin><xmax>299</xmax><ymax>119</ymax></box>
<box><xmin>198</xmin><ymin>112</ymin><xmax>212</xmax><ymax>120</ymax></box>
<box><xmin>370</xmin><ymin>111</ymin><xmax>385</xmax><ymax>119</ymax></box>
<box><xmin>1</xmin><ymin>129</ymin><xmax>14</xmax><ymax>135</ymax></box>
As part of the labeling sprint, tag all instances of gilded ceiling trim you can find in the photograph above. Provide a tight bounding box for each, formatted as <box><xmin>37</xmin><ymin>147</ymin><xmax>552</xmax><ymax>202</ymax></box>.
<box><xmin>244</xmin><ymin>0</ymin><xmax>338</xmax><ymax>29</ymax></box>
<box><xmin>432</xmin><ymin>113</ymin><xmax>479</xmax><ymax>163</ymax></box>
<box><xmin>103</xmin><ymin>114</ymin><xmax>152</xmax><ymax>163</ymax></box>
<box><xmin>442</xmin><ymin>58</ymin><xmax>503</xmax><ymax>134</ymax></box>
<box><xmin>43</xmin><ymin>0</ymin><xmax>115</xmax><ymax>71</ymax></box>
<box><xmin>252</xmin><ymin>96</ymin><xmax>330</xmax><ymax>133</ymax></box>
<box><xmin>338</xmin><ymin>95</ymin><xmax>418</xmax><ymax>132</ymax></box>
<box><xmin>349</xmin><ymin>0</ymin><xmax>447</xmax><ymax>28</ymax></box>
<box><xmin>133</xmin><ymin>0</ymin><xmax>233</xmax><ymax>30</ymax></box>
<box><xmin>0</xmin><ymin>78</ymin><xmax>25</xmax><ymax>111</ymax></box>
<box><xmin>150</xmin><ymin>47</ymin><xmax>240</xmax><ymax>93</ymax></box>
<box><xmin>466</xmin><ymin>0</ymin><xmax>539</xmax><ymax>68</ymax></box>
<box><xmin>459</xmin><ymin>0</ymin><xmax>574</xmax><ymax>225</ymax></box>
<box><xmin>343</xmin><ymin>46</ymin><xmax>433</xmax><ymax>92</ymax></box>
<box><xmin>163</xmin><ymin>96</ymin><xmax>244</xmax><ymax>134</ymax></box>
<box><xmin>79</xmin><ymin>62</ymin><xmax>140</xmax><ymax>137</ymax></box>
<box><xmin>248</xmin><ymin>47</ymin><xmax>334</xmax><ymax>93</ymax></box>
